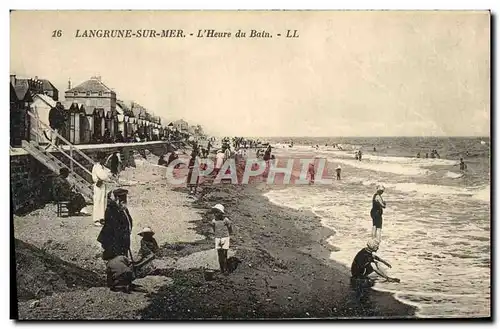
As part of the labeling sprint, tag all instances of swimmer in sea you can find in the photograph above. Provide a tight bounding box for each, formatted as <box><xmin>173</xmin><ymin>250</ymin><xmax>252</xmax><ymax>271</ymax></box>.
<box><xmin>459</xmin><ymin>158</ymin><xmax>467</xmax><ymax>171</ymax></box>
<box><xmin>370</xmin><ymin>185</ymin><xmax>386</xmax><ymax>241</ymax></box>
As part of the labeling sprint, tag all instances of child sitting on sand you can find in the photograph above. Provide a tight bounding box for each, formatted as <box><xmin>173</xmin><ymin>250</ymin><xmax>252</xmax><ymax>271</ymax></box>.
<box><xmin>210</xmin><ymin>204</ymin><xmax>233</xmax><ymax>275</ymax></box>
<box><xmin>138</xmin><ymin>227</ymin><xmax>159</xmax><ymax>260</ymax></box>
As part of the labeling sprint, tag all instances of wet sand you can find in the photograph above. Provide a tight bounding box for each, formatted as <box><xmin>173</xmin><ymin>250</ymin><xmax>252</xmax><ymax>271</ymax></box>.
<box><xmin>14</xmin><ymin>152</ymin><xmax>416</xmax><ymax>319</ymax></box>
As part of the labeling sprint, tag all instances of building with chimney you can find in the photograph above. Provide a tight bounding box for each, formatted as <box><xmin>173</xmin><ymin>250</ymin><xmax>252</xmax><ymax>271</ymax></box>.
<box><xmin>38</xmin><ymin>78</ymin><xmax>59</xmax><ymax>101</ymax></box>
<box><xmin>10</xmin><ymin>75</ymin><xmax>44</xmax><ymax>146</ymax></box>
<box><xmin>65</xmin><ymin>76</ymin><xmax>117</xmax><ymax>142</ymax></box>
<box><xmin>173</xmin><ymin>119</ymin><xmax>189</xmax><ymax>132</ymax></box>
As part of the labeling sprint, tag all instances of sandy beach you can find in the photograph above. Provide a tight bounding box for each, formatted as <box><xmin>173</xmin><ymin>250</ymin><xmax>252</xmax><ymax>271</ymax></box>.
<box><xmin>14</xmin><ymin>152</ymin><xmax>416</xmax><ymax>319</ymax></box>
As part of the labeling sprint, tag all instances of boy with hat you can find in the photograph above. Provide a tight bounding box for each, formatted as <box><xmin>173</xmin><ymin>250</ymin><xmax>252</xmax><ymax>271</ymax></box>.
<box><xmin>210</xmin><ymin>204</ymin><xmax>233</xmax><ymax>275</ymax></box>
<box><xmin>138</xmin><ymin>227</ymin><xmax>159</xmax><ymax>260</ymax></box>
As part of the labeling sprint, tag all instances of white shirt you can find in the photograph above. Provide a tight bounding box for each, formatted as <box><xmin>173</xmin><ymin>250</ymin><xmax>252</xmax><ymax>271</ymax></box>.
<box><xmin>215</xmin><ymin>152</ymin><xmax>225</xmax><ymax>169</ymax></box>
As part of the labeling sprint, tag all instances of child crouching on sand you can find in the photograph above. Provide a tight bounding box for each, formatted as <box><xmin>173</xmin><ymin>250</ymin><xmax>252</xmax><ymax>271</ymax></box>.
<box><xmin>210</xmin><ymin>203</ymin><xmax>233</xmax><ymax>275</ymax></box>
<box><xmin>138</xmin><ymin>227</ymin><xmax>159</xmax><ymax>260</ymax></box>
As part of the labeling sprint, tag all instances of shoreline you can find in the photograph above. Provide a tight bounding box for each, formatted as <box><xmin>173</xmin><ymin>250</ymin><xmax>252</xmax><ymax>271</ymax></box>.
<box><xmin>15</xmin><ymin>154</ymin><xmax>416</xmax><ymax>319</ymax></box>
<box><xmin>261</xmin><ymin>186</ymin><xmax>422</xmax><ymax>317</ymax></box>
<box><xmin>136</xmin><ymin>167</ymin><xmax>417</xmax><ymax>318</ymax></box>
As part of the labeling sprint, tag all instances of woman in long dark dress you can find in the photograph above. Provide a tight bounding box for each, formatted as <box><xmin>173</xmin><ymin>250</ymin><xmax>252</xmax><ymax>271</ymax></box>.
<box><xmin>186</xmin><ymin>151</ymin><xmax>200</xmax><ymax>195</ymax></box>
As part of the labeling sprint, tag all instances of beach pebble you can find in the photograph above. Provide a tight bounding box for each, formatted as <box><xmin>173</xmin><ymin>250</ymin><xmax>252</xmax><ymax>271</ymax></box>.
<box><xmin>287</xmin><ymin>297</ymin><xmax>292</xmax><ymax>300</ymax></box>
<box><xmin>29</xmin><ymin>300</ymin><xmax>40</xmax><ymax>308</ymax></box>
<box><xmin>265</xmin><ymin>299</ymin><xmax>271</xmax><ymax>302</ymax></box>
<box><xmin>306</xmin><ymin>312</ymin><xmax>310</xmax><ymax>316</ymax></box>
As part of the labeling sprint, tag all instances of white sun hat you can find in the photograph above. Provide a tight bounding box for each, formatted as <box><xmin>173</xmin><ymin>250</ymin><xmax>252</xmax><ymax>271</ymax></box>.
<box><xmin>337</xmin><ymin>165</ymin><xmax>341</xmax><ymax>169</ymax></box>
<box><xmin>212</xmin><ymin>204</ymin><xmax>225</xmax><ymax>214</ymax></box>
<box><xmin>377</xmin><ymin>185</ymin><xmax>385</xmax><ymax>192</ymax></box>
<box><xmin>138</xmin><ymin>227</ymin><xmax>155</xmax><ymax>236</ymax></box>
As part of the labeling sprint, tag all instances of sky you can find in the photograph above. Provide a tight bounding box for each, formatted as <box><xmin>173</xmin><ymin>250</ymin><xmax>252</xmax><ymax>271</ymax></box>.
<box><xmin>10</xmin><ymin>10</ymin><xmax>490</xmax><ymax>137</ymax></box>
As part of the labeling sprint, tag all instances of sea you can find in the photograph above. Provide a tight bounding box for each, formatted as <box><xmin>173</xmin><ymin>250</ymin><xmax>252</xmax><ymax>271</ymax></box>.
<box><xmin>262</xmin><ymin>137</ymin><xmax>490</xmax><ymax>318</ymax></box>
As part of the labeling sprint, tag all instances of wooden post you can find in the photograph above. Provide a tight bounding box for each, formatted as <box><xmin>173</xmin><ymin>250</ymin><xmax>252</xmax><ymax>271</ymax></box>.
<box><xmin>70</xmin><ymin>147</ymin><xmax>74</xmax><ymax>174</ymax></box>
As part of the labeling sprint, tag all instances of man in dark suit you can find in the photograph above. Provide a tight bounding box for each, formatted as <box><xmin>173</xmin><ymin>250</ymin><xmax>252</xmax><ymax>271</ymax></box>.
<box><xmin>97</xmin><ymin>188</ymin><xmax>133</xmax><ymax>260</ymax></box>
<box><xmin>48</xmin><ymin>102</ymin><xmax>66</xmax><ymax>148</ymax></box>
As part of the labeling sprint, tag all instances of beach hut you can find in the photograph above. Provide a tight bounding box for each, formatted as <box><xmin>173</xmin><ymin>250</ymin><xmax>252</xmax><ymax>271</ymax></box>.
<box><xmin>116</xmin><ymin>100</ymin><xmax>133</xmax><ymax>138</ymax></box>
<box><xmin>63</xmin><ymin>101</ymin><xmax>86</xmax><ymax>145</ymax></box>
<box><xmin>78</xmin><ymin>104</ymin><xmax>92</xmax><ymax>144</ymax></box>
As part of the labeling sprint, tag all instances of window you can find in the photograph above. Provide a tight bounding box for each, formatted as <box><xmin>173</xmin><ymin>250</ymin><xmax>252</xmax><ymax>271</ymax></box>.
<box><xmin>98</xmin><ymin>91</ymin><xmax>103</xmax><ymax>96</ymax></box>
<box><xmin>74</xmin><ymin>91</ymin><xmax>78</xmax><ymax>96</ymax></box>
<box><xmin>86</xmin><ymin>91</ymin><xmax>91</xmax><ymax>96</ymax></box>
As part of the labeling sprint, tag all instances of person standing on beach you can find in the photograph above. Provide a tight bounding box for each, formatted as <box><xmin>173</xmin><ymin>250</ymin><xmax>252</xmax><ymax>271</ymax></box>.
<box><xmin>108</xmin><ymin>151</ymin><xmax>122</xmax><ymax>178</ymax></box>
<box><xmin>263</xmin><ymin>145</ymin><xmax>272</xmax><ymax>178</ymax></box>
<box><xmin>336</xmin><ymin>165</ymin><xmax>342</xmax><ymax>180</ymax></box>
<box><xmin>308</xmin><ymin>162</ymin><xmax>315</xmax><ymax>185</ymax></box>
<box><xmin>370</xmin><ymin>185</ymin><xmax>386</xmax><ymax>241</ymax></box>
<box><xmin>92</xmin><ymin>152</ymin><xmax>112</xmax><ymax>227</ymax></box>
<box><xmin>187</xmin><ymin>150</ymin><xmax>201</xmax><ymax>195</ymax></box>
<box><xmin>210</xmin><ymin>204</ymin><xmax>233</xmax><ymax>275</ymax></box>
<box><xmin>214</xmin><ymin>150</ymin><xmax>225</xmax><ymax>176</ymax></box>
<box><xmin>97</xmin><ymin>188</ymin><xmax>133</xmax><ymax>260</ymax></box>
<box><xmin>224</xmin><ymin>147</ymin><xmax>231</xmax><ymax>162</ymax></box>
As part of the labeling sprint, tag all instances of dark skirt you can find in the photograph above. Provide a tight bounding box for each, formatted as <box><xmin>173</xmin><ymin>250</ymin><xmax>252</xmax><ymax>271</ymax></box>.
<box><xmin>187</xmin><ymin>167</ymin><xmax>200</xmax><ymax>187</ymax></box>
<box><xmin>370</xmin><ymin>209</ymin><xmax>383</xmax><ymax>229</ymax></box>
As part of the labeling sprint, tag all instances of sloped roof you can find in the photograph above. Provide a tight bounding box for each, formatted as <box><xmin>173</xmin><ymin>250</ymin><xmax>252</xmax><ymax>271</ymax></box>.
<box><xmin>34</xmin><ymin>94</ymin><xmax>57</xmax><ymax>107</ymax></box>
<box><xmin>115</xmin><ymin>103</ymin><xmax>125</xmax><ymax>115</ymax></box>
<box><xmin>10</xmin><ymin>83</ymin><xmax>19</xmax><ymax>102</ymax></box>
<box><xmin>40</xmin><ymin>79</ymin><xmax>57</xmax><ymax>92</ymax></box>
<box><xmin>131</xmin><ymin>102</ymin><xmax>147</xmax><ymax>118</ymax></box>
<box><xmin>13</xmin><ymin>80</ymin><xmax>30</xmax><ymax>101</ymax></box>
<box><xmin>116</xmin><ymin>100</ymin><xmax>134</xmax><ymax>117</ymax></box>
<box><xmin>67</xmin><ymin>78</ymin><xmax>114</xmax><ymax>94</ymax></box>
<box><xmin>61</xmin><ymin>100</ymin><xmax>87</xmax><ymax>113</ymax></box>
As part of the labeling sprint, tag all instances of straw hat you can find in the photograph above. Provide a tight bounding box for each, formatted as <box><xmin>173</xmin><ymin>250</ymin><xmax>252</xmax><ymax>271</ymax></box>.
<box><xmin>376</xmin><ymin>185</ymin><xmax>385</xmax><ymax>192</ymax></box>
<box><xmin>336</xmin><ymin>165</ymin><xmax>341</xmax><ymax>169</ymax></box>
<box><xmin>212</xmin><ymin>204</ymin><xmax>225</xmax><ymax>214</ymax></box>
<box><xmin>138</xmin><ymin>227</ymin><xmax>155</xmax><ymax>236</ymax></box>
<box><xmin>366</xmin><ymin>239</ymin><xmax>380</xmax><ymax>252</ymax></box>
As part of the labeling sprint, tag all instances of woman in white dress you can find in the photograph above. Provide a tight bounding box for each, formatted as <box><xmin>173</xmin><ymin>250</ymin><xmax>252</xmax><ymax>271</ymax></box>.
<box><xmin>92</xmin><ymin>152</ymin><xmax>112</xmax><ymax>227</ymax></box>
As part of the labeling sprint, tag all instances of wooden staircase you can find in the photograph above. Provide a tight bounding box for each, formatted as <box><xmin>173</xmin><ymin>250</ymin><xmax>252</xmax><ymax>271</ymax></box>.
<box><xmin>22</xmin><ymin>111</ymin><xmax>96</xmax><ymax>201</ymax></box>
